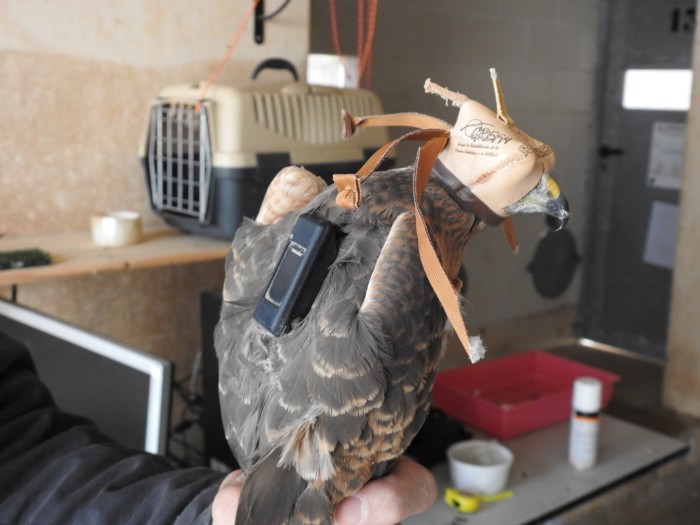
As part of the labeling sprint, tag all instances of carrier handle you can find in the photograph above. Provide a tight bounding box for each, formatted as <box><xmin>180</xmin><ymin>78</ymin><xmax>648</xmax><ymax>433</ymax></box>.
<box><xmin>250</xmin><ymin>58</ymin><xmax>299</xmax><ymax>81</ymax></box>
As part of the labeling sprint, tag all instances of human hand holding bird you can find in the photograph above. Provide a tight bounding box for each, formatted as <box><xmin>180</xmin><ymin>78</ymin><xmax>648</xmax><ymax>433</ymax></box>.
<box><xmin>211</xmin><ymin>456</ymin><xmax>437</xmax><ymax>525</ymax></box>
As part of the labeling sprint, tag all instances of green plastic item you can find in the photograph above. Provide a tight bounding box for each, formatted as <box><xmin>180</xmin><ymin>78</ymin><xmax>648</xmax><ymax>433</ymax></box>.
<box><xmin>0</xmin><ymin>248</ymin><xmax>52</xmax><ymax>270</ymax></box>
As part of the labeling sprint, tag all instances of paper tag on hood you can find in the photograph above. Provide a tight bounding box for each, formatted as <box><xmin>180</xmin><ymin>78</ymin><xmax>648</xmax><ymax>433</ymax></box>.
<box><xmin>437</xmin><ymin>99</ymin><xmax>556</xmax><ymax>217</ymax></box>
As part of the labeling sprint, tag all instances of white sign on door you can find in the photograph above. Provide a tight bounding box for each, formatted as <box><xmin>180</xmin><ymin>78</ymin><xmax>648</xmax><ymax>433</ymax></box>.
<box><xmin>647</xmin><ymin>121</ymin><xmax>686</xmax><ymax>190</ymax></box>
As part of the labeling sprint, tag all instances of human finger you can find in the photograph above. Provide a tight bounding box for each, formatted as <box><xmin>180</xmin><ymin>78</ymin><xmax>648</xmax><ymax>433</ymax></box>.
<box><xmin>333</xmin><ymin>456</ymin><xmax>437</xmax><ymax>525</ymax></box>
<box><xmin>211</xmin><ymin>469</ymin><xmax>246</xmax><ymax>525</ymax></box>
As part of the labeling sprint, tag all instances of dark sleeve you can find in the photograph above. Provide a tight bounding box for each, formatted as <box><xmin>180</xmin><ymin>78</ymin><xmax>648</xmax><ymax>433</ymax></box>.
<box><xmin>0</xmin><ymin>332</ymin><xmax>225</xmax><ymax>525</ymax></box>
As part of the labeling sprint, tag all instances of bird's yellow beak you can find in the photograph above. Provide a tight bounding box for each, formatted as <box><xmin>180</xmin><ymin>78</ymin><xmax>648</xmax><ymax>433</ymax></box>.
<box><xmin>543</xmin><ymin>176</ymin><xmax>569</xmax><ymax>229</ymax></box>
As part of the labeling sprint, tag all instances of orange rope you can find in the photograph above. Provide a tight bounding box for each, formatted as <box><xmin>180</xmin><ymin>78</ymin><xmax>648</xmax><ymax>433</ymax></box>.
<box><xmin>363</xmin><ymin>42</ymin><xmax>373</xmax><ymax>89</ymax></box>
<box><xmin>328</xmin><ymin>0</ymin><xmax>379</xmax><ymax>88</ymax></box>
<box><xmin>329</xmin><ymin>0</ymin><xmax>343</xmax><ymax>58</ymax></box>
<box><xmin>329</xmin><ymin>0</ymin><xmax>353</xmax><ymax>84</ymax></box>
<box><xmin>196</xmin><ymin>0</ymin><xmax>261</xmax><ymax>110</ymax></box>
<box><xmin>357</xmin><ymin>0</ymin><xmax>364</xmax><ymax>66</ymax></box>
<box><xmin>358</xmin><ymin>0</ymin><xmax>378</xmax><ymax>86</ymax></box>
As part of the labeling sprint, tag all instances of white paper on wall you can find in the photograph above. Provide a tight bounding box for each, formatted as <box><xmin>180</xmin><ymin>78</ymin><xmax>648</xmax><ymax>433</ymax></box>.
<box><xmin>647</xmin><ymin>121</ymin><xmax>686</xmax><ymax>190</ymax></box>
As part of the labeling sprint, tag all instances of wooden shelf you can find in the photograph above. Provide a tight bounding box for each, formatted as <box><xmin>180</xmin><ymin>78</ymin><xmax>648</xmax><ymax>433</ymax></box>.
<box><xmin>0</xmin><ymin>229</ymin><xmax>231</xmax><ymax>286</ymax></box>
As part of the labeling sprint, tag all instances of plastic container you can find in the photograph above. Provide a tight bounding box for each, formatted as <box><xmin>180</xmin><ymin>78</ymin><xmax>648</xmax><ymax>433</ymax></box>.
<box><xmin>432</xmin><ymin>351</ymin><xmax>619</xmax><ymax>439</ymax></box>
<box><xmin>139</xmin><ymin>79</ymin><xmax>393</xmax><ymax>240</ymax></box>
<box><xmin>568</xmin><ymin>377</ymin><xmax>603</xmax><ymax>469</ymax></box>
<box><xmin>447</xmin><ymin>440</ymin><xmax>514</xmax><ymax>494</ymax></box>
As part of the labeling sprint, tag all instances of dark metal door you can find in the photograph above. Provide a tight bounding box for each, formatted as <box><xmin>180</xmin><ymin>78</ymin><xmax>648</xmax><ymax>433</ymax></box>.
<box><xmin>578</xmin><ymin>1</ymin><xmax>695</xmax><ymax>360</ymax></box>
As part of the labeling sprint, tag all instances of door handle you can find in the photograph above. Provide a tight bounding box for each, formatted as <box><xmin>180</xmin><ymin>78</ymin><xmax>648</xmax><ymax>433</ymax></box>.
<box><xmin>599</xmin><ymin>145</ymin><xmax>625</xmax><ymax>158</ymax></box>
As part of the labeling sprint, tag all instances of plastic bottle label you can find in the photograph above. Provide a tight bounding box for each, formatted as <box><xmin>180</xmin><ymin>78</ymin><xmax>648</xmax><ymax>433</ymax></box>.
<box><xmin>568</xmin><ymin>414</ymin><xmax>600</xmax><ymax>469</ymax></box>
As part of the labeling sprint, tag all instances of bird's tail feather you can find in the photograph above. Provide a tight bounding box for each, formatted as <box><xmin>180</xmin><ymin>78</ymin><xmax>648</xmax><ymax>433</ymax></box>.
<box><xmin>295</xmin><ymin>484</ymin><xmax>332</xmax><ymax>525</ymax></box>
<box><xmin>236</xmin><ymin>448</ymin><xmax>306</xmax><ymax>525</ymax></box>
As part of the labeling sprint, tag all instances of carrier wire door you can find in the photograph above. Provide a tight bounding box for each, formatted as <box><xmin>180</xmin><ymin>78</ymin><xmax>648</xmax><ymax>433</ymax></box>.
<box><xmin>148</xmin><ymin>102</ymin><xmax>213</xmax><ymax>225</ymax></box>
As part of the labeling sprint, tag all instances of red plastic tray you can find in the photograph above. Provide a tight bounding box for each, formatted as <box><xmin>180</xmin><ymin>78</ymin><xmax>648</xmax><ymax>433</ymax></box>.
<box><xmin>432</xmin><ymin>350</ymin><xmax>619</xmax><ymax>439</ymax></box>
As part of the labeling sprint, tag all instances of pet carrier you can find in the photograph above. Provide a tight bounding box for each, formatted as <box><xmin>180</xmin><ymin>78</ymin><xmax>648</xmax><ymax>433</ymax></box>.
<box><xmin>138</xmin><ymin>62</ymin><xmax>393</xmax><ymax>239</ymax></box>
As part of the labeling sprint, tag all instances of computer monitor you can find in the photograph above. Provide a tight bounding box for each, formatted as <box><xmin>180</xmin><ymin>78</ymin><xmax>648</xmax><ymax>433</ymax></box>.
<box><xmin>0</xmin><ymin>299</ymin><xmax>172</xmax><ymax>455</ymax></box>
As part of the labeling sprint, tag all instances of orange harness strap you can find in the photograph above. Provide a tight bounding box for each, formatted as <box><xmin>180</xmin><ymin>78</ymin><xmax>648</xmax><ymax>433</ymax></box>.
<box><xmin>333</xmin><ymin>113</ymin><xmax>477</xmax><ymax>360</ymax></box>
<box><xmin>412</xmin><ymin>135</ymin><xmax>475</xmax><ymax>359</ymax></box>
<box><xmin>341</xmin><ymin>110</ymin><xmax>452</xmax><ymax>138</ymax></box>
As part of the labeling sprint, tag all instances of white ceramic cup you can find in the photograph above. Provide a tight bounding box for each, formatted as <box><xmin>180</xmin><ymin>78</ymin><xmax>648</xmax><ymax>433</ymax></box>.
<box><xmin>447</xmin><ymin>440</ymin><xmax>514</xmax><ymax>495</ymax></box>
<box><xmin>91</xmin><ymin>211</ymin><xmax>143</xmax><ymax>247</ymax></box>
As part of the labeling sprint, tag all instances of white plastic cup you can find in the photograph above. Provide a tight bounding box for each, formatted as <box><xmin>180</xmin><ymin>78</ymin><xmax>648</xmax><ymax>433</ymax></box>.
<box><xmin>447</xmin><ymin>440</ymin><xmax>514</xmax><ymax>495</ymax></box>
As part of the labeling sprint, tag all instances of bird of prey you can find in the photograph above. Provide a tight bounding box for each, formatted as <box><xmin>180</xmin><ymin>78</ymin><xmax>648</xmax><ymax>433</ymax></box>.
<box><xmin>214</xmin><ymin>71</ymin><xmax>569</xmax><ymax>525</ymax></box>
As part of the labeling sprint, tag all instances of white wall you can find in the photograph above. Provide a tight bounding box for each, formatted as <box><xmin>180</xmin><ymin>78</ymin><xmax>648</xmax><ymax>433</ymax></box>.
<box><xmin>311</xmin><ymin>0</ymin><xmax>602</xmax><ymax>327</ymax></box>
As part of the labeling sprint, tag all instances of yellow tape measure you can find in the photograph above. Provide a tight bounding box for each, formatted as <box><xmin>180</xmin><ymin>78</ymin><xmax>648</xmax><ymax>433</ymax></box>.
<box><xmin>444</xmin><ymin>487</ymin><xmax>514</xmax><ymax>513</ymax></box>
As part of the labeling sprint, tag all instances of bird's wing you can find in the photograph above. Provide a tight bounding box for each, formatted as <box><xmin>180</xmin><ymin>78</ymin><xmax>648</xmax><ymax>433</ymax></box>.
<box><xmin>277</xmin><ymin>211</ymin><xmax>448</xmax><ymax>517</ymax></box>
<box><xmin>216</xmin><ymin>213</ymin><xmax>297</xmax><ymax>467</ymax></box>
<box><xmin>215</xmin><ymin>207</ymin><xmax>392</xmax><ymax>525</ymax></box>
